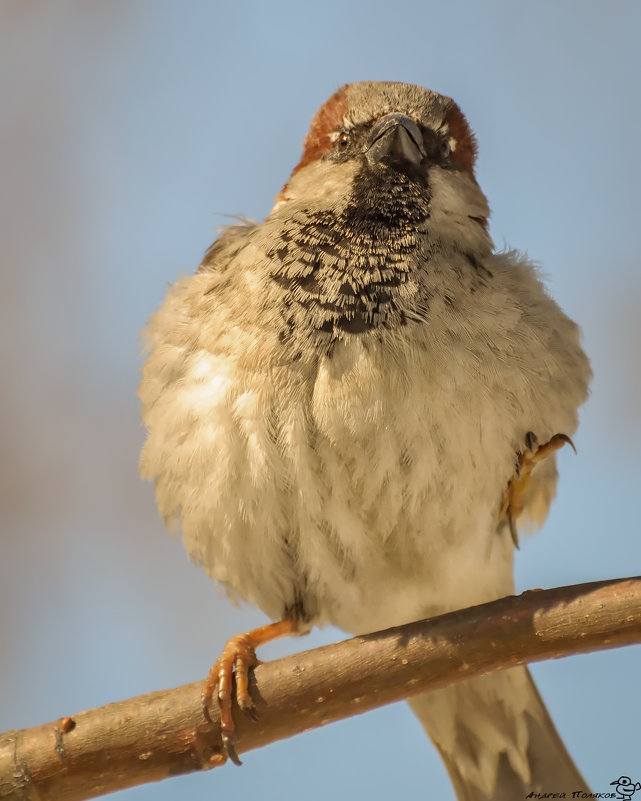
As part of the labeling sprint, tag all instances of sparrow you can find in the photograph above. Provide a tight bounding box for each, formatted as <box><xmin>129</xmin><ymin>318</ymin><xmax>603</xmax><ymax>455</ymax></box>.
<box><xmin>139</xmin><ymin>81</ymin><xmax>592</xmax><ymax>799</ymax></box>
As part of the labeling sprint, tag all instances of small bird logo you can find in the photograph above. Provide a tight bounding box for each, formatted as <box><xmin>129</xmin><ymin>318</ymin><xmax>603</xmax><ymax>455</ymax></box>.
<box><xmin>610</xmin><ymin>776</ymin><xmax>641</xmax><ymax>801</ymax></box>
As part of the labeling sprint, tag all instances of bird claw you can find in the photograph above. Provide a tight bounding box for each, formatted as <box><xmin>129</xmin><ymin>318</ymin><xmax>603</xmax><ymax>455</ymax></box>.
<box><xmin>201</xmin><ymin>619</ymin><xmax>298</xmax><ymax>766</ymax></box>
<box><xmin>500</xmin><ymin>430</ymin><xmax>576</xmax><ymax>547</ymax></box>
<box><xmin>221</xmin><ymin>736</ymin><xmax>242</xmax><ymax>767</ymax></box>
<box><xmin>241</xmin><ymin>703</ymin><xmax>260</xmax><ymax>722</ymax></box>
<box><xmin>202</xmin><ymin>633</ymin><xmax>260</xmax><ymax>766</ymax></box>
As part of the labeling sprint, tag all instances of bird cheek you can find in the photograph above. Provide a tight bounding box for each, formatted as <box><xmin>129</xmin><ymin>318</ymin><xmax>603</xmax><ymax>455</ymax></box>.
<box><xmin>270</xmin><ymin>160</ymin><xmax>358</xmax><ymax>215</ymax></box>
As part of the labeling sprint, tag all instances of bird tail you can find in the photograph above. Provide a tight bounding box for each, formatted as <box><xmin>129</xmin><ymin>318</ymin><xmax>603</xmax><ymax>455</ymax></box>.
<box><xmin>408</xmin><ymin>666</ymin><xmax>589</xmax><ymax>800</ymax></box>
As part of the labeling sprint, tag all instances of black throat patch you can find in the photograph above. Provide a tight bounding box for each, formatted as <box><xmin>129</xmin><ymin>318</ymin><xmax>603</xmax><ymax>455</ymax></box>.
<box><xmin>269</xmin><ymin>166</ymin><xmax>432</xmax><ymax>338</ymax></box>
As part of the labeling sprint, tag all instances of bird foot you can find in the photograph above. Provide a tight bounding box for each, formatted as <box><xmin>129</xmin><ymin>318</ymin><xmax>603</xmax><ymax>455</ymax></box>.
<box><xmin>202</xmin><ymin>619</ymin><xmax>298</xmax><ymax>765</ymax></box>
<box><xmin>500</xmin><ymin>431</ymin><xmax>576</xmax><ymax>548</ymax></box>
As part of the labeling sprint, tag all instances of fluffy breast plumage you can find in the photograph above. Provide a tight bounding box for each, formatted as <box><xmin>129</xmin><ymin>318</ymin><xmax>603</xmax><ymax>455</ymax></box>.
<box><xmin>139</xmin><ymin>243</ymin><xmax>590</xmax><ymax>635</ymax></box>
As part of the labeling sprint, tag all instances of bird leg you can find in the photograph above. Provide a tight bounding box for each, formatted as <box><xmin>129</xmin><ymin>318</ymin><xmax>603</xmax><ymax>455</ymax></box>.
<box><xmin>202</xmin><ymin>618</ymin><xmax>298</xmax><ymax>765</ymax></box>
<box><xmin>500</xmin><ymin>431</ymin><xmax>576</xmax><ymax>548</ymax></box>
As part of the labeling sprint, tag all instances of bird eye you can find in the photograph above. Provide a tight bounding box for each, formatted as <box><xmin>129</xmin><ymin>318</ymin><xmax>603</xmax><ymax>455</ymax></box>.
<box><xmin>440</xmin><ymin>139</ymin><xmax>451</xmax><ymax>159</ymax></box>
<box><xmin>337</xmin><ymin>132</ymin><xmax>351</xmax><ymax>152</ymax></box>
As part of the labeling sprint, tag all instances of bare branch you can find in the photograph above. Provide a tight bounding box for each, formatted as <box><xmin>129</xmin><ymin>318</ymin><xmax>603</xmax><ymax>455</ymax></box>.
<box><xmin>1</xmin><ymin>577</ymin><xmax>640</xmax><ymax>801</ymax></box>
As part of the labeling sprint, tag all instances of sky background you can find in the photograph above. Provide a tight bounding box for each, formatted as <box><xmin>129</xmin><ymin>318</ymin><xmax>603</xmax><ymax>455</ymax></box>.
<box><xmin>1</xmin><ymin>2</ymin><xmax>640</xmax><ymax>799</ymax></box>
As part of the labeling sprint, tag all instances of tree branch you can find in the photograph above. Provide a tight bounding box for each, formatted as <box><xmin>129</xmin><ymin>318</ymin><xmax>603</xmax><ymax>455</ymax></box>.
<box><xmin>2</xmin><ymin>577</ymin><xmax>640</xmax><ymax>801</ymax></box>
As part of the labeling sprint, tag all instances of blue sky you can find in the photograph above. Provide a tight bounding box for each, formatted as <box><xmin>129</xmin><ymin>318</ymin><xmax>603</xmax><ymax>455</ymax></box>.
<box><xmin>1</xmin><ymin>2</ymin><xmax>640</xmax><ymax>799</ymax></box>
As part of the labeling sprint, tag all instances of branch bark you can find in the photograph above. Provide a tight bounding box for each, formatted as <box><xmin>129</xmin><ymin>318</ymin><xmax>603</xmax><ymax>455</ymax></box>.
<box><xmin>1</xmin><ymin>577</ymin><xmax>640</xmax><ymax>801</ymax></box>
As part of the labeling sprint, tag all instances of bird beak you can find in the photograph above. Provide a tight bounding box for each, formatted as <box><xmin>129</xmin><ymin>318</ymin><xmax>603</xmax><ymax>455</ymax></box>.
<box><xmin>366</xmin><ymin>113</ymin><xmax>426</xmax><ymax>167</ymax></box>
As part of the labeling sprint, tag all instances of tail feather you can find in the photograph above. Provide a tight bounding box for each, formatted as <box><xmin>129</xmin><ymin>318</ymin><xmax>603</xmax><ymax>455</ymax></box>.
<box><xmin>409</xmin><ymin>666</ymin><xmax>588</xmax><ymax>800</ymax></box>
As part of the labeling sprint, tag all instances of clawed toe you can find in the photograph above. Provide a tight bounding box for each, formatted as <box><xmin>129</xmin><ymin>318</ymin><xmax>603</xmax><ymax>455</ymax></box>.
<box><xmin>201</xmin><ymin>619</ymin><xmax>298</xmax><ymax>765</ymax></box>
<box><xmin>202</xmin><ymin>634</ymin><xmax>259</xmax><ymax>765</ymax></box>
<box><xmin>500</xmin><ymin>431</ymin><xmax>576</xmax><ymax>547</ymax></box>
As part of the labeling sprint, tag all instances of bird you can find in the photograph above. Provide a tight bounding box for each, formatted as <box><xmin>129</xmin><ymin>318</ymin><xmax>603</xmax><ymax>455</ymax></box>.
<box><xmin>138</xmin><ymin>81</ymin><xmax>592</xmax><ymax>799</ymax></box>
